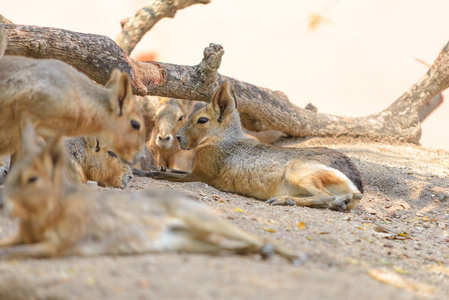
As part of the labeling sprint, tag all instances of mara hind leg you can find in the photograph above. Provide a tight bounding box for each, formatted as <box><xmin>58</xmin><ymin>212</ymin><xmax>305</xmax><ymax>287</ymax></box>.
<box><xmin>0</xmin><ymin>241</ymin><xmax>57</xmax><ymax>260</ymax></box>
<box><xmin>267</xmin><ymin>167</ymin><xmax>362</xmax><ymax>211</ymax></box>
<box><xmin>171</xmin><ymin>211</ymin><xmax>300</xmax><ymax>262</ymax></box>
<box><xmin>321</xmin><ymin>167</ymin><xmax>363</xmax><ymax>209</ymax></box>
<box><xmin>170</xmin><ymin>150</ymin><xmax>195</xmax><ymax>171</ymax></box>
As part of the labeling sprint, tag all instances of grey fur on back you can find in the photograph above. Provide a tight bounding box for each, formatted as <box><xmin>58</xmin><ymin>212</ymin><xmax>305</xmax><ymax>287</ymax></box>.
<box><xmin>220</xmin><ymin>110</ymin><xmax>247</xmax><ymax>141</ymax></box>
<box><xmin>64</xmin><ymin>137</ymin><xmax>87</xmax><ymax>165</ymax></box>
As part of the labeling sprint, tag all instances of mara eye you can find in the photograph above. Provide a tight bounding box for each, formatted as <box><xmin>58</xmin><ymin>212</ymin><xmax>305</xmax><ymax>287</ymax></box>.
<box><xmin>107</xmin><ymin>151</ymin><xmax>118</xmax><ymax>158</ymax></box>
<box><xmin>178</xmin><ymin>116</ymin><xmax>184</xmax><ymax>122</ymax></box>
<box><xmin>28</xmin><ymin>176</ymin><xmax>38</xmax><ymax>183</ymax></box>
<box><xmin>131</xmin><ymin>120</ymin><xmax>140</xmax><ymax>130</ymax></box>
<box><xmin>197</xmin><ymin>117</ymin><xmax>209</xmax><ymax>124</ymax></box>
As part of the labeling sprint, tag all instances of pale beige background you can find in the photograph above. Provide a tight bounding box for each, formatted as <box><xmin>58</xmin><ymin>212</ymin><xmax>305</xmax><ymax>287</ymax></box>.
<box><xmin>4</xmin><ymin>0</ymin><xmax>449</xmax><ymax>149</ymax></box>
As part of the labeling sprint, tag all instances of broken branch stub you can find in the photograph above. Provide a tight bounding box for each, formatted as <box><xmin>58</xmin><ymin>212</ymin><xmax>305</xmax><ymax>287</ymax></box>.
<box><xmin>131</xmin><ymin>43</ymin><xmax>224</xmax><ymax>100</ymax></box>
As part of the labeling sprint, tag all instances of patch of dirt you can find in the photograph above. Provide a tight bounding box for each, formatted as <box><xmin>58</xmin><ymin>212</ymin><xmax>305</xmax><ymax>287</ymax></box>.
<box><xmin>1</xmin><ymin>138</ymin><xmax>449</xmax><ymax>299</ymax></box>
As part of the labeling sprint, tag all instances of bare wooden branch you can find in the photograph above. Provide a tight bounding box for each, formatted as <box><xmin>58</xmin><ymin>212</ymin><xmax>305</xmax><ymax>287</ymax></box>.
<box><xmin>413</xmin><ymin>58</ymin><xmax>444</xmax><ymax>122</ymax></box>
<box><xmin>418</xmin><ymin>93</ymin><xmax>444</xmax><ymax>122</ymax></box>
<box><xmin>3</xmin><ymin>23</ymin><xmax>449</xmax><ymax>144</ymax></box>
<box><xmin>3</xmin><ymin>24</ymin><xmax>133</xmax><ymax>86</ymax></box>
<box><xmin>0</xmin><ymin>14</ymin><xmax>13</xmax><ymax>24</ymax></box>
<box><xmin>116</xmin><ymin>0</ymin><xmax>211</xmax><ymax>55</ymax></box>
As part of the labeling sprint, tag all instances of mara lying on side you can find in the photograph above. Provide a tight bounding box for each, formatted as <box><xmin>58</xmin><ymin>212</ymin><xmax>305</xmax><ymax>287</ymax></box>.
<box><xmin>134</xmin><ymin>81</ymin><xmax>364</xmax><ymax>211</ymax></box>
<box><xmin>0</xmin><ymin>26</ymin><xmax>144</xmax><ymax>165</ymax></box>
<box><xmin>0</xmin><ymin>136</ymin><xmax>133</xmax><ymax>189</ymax></box>
<box><xmin>65</xmin><ymin>136</ymin><xmax>133</xmax><ymax>189</ymax></box>
<box><xmin>0</xmin><ymin>122</ymin><xmax>299</xmax><ymax>263</ymax></box>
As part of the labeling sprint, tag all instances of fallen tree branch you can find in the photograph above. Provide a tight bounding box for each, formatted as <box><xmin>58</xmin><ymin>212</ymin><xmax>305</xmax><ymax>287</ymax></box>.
<box><xmin>115</xmin><ymin>0</ymin><xmax>211</xmax><ymax>55</ymax></box>
<box><xmin>0</xmin><ymin>15</ymin><xmax>13</xmax><ymax>24</ymax></box>
<box><xmin>413</xmin><ymin>58</ymin><xmax>444</xmax><ymax>122</ymax></box>
<box><xmin>3</xmin><ymin>23</ymin><xmax>449</xmax><ymax>143</ymax></box>
<box><xmin>418</xmin><ymin>93</ymin><xmax>443</xmax><ymax>122</ymax></box>
<box><xmin>3</xmin><ymin>24</ymin><xmax>133</xmax><ymax>87</ymax></box>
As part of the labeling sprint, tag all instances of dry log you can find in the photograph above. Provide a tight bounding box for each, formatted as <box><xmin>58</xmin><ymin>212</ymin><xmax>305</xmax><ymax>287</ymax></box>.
<box><xmin>418</xmin><ymin>93</ymin><xmax>444</xmax><ymax>122</ymax></box>
<box><xmin>2</xmin><ymin>23</ymin><xmax>449</xmax><ymax>143</ymax></box>
<box><xmin>413</xmin><ymin>58</ymin><xmax>444</xmax><ymax>122</ymax></box>
<box><xmin>3</xmin><ymin>24</ymin><xmax>133</xmax><ymax>87</ymax></box>
<box><xmin>0</xmin><ymin>15</ymin><xmax>13</xmax><ymax>24</ymax></box>
<box><xmin>116</xmin><ymin>0</ymin><xmax>211</xmax><ymax>55</ymax></box>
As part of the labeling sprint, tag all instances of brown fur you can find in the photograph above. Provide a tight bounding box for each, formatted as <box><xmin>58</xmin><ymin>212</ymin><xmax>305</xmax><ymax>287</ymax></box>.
<box><xmin>131</xmin><ymin>96</ymin><xmax>160</xmax><ymax>170</ymax></box>
<box><xmin>0</xmin><ymin>156</ymin><xmax>8</xmax><ymax>185</ymax></box>
<box><xmin>148</xmin><ymin>98</ymin><xmax>195</xmax><ymax>171</ymax></box>
<box><xmin>0</xmin><ymin>123</ymin><xmax>299</xmax><ymax>263</ymax></box>
<box><xmin>243</xmin><ymin>130</ymin><xmax>286</xmax><ymax>144</ymax></box>
<box><xmin>0</xmin><ymin>26</ymin><xmax>145</xmax><ymax>164</ymax></box>
<box><xmin>134</xmin><ymin>95</ymin><xmax>160</xmax><ymax>141</ymax></box>
<box><xmin>131</xmin><ymin>144</ymin><xmax>155</xmax><ymax>171</ymax></box>
<box><xmin>65</xmin><ymin>137</ymin><xmax>132</xmax><ymax>189</ymax></box>
<box><xmin>136</xmin><ymin>82</ymin><xmax>363</xmax><ymax>211</ymax></box>
<box><xmin>0</xmin><ymin>136</ymin><xmax>133</xmax><ymax>189</ymax></box>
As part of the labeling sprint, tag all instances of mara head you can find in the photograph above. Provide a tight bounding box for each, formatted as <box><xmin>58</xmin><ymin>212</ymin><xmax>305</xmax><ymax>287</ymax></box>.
<box><xmin>82</xmin><ymin>136</ymin><xmax>133</xmax><ymax>189</ymax></box>
<box><xmin>101</xmin><ymin>70</ymin><xmax>146</xmax><ymax>165</ymax></box>
<box><xmin>0</xmin><ymin>121</ymin><xmax>69</xmax><ymax>221</ymax></box>
<box><xmin>176</xmin><ymin>81</ymin><xmax>240</xmax><ymax>150</ymax></box>
<box><xmin>152</xmin><ymin>99</ymin><xmax>189</xmax><ymax>150</ymax></box>
<box><xmin>133</xmin><ymin>95</ymin><xmax>160</xmax><ymax>141</ymax></box>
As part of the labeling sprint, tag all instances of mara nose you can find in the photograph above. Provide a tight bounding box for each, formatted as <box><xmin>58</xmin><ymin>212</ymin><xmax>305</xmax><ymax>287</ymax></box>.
<box><xmin>176</xmin><ymin>135</ymin><xmax>181</xmax><ymax>142</ymax></box>
<box><xmin>158</xmin><ymin>135</ymin><xmax>171</xmax><ymax>141</ymax></box>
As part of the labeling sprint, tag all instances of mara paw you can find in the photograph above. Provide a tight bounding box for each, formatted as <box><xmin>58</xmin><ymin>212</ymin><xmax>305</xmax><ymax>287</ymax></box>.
<box><xmin>266</xmin><ymin>197</ymin><xmax>296</xmax><ymax>206</ymax></box>
<box><xmin>328</xmin><ymin>197</ymin><xmax>347</xmax><ymax>211</ymax></box>
<box><xmin>259</xmin><ymin>244</ymin><xmax>275</xmax><ymax>260</ymax></box>
<box><xmin>353</xmin><ymin>193</ymin><xmax>363</xmax><ymax>200</ymax></box>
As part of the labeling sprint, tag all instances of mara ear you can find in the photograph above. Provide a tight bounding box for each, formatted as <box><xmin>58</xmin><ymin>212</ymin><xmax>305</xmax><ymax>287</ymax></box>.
<box><xmin>19</xmin><ymin>117</ymin><xmax>40</xmax><ymax>158</ymax></box>
<box><xmin>84</xmin><ymin>136</ymin><xmax>100</xmax><ymax>151</ymax></box>
<box><xmin>211</xmin><ymin>81</ymin><xmax>237</xmax><ymax>122</ymax></box>
<box><xmin>105</xmin><ymin>69</ymin><xmax>121</xmax><ymax>88</ymax></box>
<box><xmin>107</xmin><ymin>70</ymin><xmax>133</xmax><ymax>116</ymax></box>
<box><xmin>40</xmin><ymin>133</ymin><xmax>68</xmax><ymax>180</ymax></box>
<box><xmin>175</xmin><ymin>98</ymin><xmax>194</xmax><ymax>115</ymax></box>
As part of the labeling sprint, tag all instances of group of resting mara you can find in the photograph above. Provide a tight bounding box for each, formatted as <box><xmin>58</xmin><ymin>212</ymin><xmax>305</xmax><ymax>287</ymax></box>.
<box><xmin>0</xmin><ymin>25</ymin><xmax>364</xmax><ymax>263</ymax></box>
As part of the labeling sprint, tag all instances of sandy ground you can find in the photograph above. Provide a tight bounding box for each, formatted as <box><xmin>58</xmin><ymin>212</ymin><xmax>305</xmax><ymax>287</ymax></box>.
<box><xmin>0</xmin><ymin>137</ymin><xmax>448</xmax><ymax>299</ymax></box>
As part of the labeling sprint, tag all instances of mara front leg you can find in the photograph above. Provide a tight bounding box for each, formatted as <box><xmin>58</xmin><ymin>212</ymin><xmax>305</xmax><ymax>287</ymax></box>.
<box><xmin>171</xmin><ymin>210</ymin><xmax>300</xmax><ymax>263</ymax></box>
<box><xmin>132</xmin><ymin>169</ymin><xmax>199</xmax><ymax>182</ymax></box>
<box><xmin>0</xmin><ymin>240</ymin><xmax>58</xmax><ymax>260</ymax></box>
<box><xmin>0</xmin><ymin>234</ymin><xmax>22</xmax><ymax>248</ymax></box>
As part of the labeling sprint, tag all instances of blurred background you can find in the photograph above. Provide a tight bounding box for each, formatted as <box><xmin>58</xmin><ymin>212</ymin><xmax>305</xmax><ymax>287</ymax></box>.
<box><xmin>4</xmin><ymin>0</ymin><xmax>449</xmax><ymax>149</ymax></box>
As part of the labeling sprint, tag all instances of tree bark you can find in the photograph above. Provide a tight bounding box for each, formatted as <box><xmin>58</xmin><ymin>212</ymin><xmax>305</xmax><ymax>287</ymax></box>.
<box><xmin>2</xmin><ymin>23</ymin><xmax>449</xmax><ymax>144</ymax></box>
<box><xmin>0</xmin><ymin>15</ymin><xmax>13</xmax><ymax>24</ymax></box>
<box><xmin>116</xmin><ymin>0</ymin><xmax>211</xmax><ymax>55</ymax></box>
<box><xmin>3</xmin><ymin>24</ymin><xmax>133</xmax><ymax>87</ymax></box>
<box><xmin>418</xmin><ymin>93</ymin><xmax>443</xmax><ymax>122</ymax></box>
